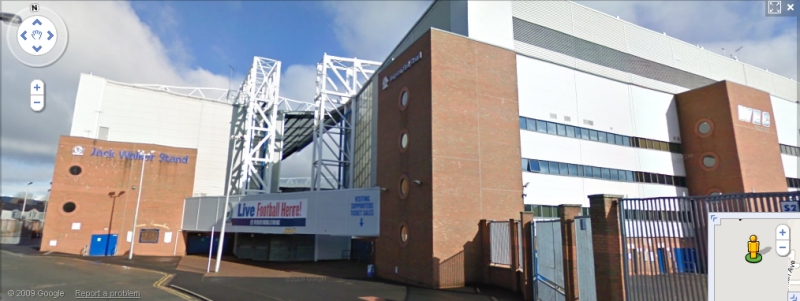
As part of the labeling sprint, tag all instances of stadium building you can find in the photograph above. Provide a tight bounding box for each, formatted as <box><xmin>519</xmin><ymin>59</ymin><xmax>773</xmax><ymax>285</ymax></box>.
<box><xmin>41</xmin><ymin>0</ymin><xmax>797</xmax><ymax>289</ymax></box>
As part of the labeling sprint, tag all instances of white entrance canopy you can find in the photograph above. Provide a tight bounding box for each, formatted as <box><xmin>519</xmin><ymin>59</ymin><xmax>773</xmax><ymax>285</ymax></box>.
<box><xmin>181</xmin><ymin>188</ymin><xmax>380</xmax><ymax>237</ymax></box>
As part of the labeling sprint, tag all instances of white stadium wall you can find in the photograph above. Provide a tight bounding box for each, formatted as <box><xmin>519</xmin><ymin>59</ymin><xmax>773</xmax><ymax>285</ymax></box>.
<box><xmin>70</xmin><ymin>74</ymin><xmax>233</xmax><ymax>196</ymax></box>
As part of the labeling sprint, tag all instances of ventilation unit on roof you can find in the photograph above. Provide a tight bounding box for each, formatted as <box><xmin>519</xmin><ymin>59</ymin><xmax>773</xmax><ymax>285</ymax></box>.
<box><xmin>564</xmin><ymin>116</ymin><xmax>571</xmax><ymax>122</ymax></box>
<box><xmin>583</xmin><ymin>119</ymin><xmax>594</xmax><ymax>126</ymax></box>
<box><xmin>550</xmin><ymin>113</ymin><xmax>557</xmax><ymax>119</ymax></box>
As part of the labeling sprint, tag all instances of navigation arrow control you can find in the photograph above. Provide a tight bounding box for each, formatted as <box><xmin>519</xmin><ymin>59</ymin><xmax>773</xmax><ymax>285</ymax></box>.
<box><xmin>32</xmin><ymin>19</ymin><xmax>41</xmax><ymax>26</ymax></box>
<box><xmin>20</xmin><ymin>31</ymin><xmax>27</xmax><ymax>40</ymax></box>
<box><xmin>32</xmin><ymin>46</ymin><xmax>42</xmax><ymax>52</ymax></box>
<box><xmin>47</xmin><ymin>31</ymin><xmax>53</xmax><ymax>40</ymax></box>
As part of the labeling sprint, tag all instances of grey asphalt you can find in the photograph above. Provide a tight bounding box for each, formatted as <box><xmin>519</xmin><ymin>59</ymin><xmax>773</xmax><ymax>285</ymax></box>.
<box><xmin>0</xmin><ymin>250</ymin><xmax>189</xmax><ymax>301</ymax></box>
<box><xmin>1</xmin><ymin>244</ymin><xmax>523</xmax><ymax>301</ymax></box>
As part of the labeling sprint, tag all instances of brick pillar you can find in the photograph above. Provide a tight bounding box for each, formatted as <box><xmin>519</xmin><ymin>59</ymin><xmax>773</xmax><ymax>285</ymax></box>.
<box><xmin>480</xmin><ymin>219</ymin><xmax>490</xmax><ymax>283</ymax></box>
<box><xmin>588</xmin><ymin>194</ymin><xmax>626</xmax><ymax>301</ymax></box>
<box><xmin>509</xmin><ymin>219</ymin><xmax>520</xmax><ymax>293</ymax></box>
<box><xmin>558</xmin><ymin>204</ymin><xmax>582</xmax><ymax>301</ymax></box>
<box><xmin>520</xmin><ymin>212</ymin><xmax>534</xmax><ymax>301</ymax></box>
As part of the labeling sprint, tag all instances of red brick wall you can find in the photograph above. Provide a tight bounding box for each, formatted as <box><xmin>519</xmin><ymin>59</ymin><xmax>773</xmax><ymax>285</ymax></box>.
<box><xmin>374</xmin><ymin>29</ymin><xmax>522</xmax><ymax>289</ymax></box>
<box><xmin>40</xmin><ymin>136</ymin><xmax>195</xmax><ymax>256</ymax></box>
<box><xmin>676</xmin><ymin>81</ymin><xmax>787</xmax><ymax>195</ymax></box>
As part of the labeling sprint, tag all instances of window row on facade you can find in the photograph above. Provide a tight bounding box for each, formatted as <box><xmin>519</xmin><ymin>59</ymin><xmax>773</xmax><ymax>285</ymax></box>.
<box><xmin>522</xmin><ymin>158</ymin><xmax>687</xmax><ymax>187</ymax></box>
<box><xmin>780</xmin><ymin>144</ymin><xmax>800</xmax><ymax>157</ymax></box>
<box><xmin>788</xmin><ymin>177</ymin><xmax>800</xmax><ymax>189</ymax></box>
<box><xmin>523</xmin><ymin>204</ymin><xmax>589</xmax><ymax>217</ymax></box>
<box><xmin>519</xmin><ymin>117</ymin><xmax>682</xmax><ymax>154</ymax></box>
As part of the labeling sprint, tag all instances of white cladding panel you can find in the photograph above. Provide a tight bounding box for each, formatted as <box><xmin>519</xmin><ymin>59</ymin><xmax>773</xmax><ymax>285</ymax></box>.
<box><xmin>637</xmin><ymin>149</ymin><xmax>686</xmax><ymax>177</ymax></box>
<box><xmin>520</xmin><ymin>131</ymin><xmax>582</xmax><ymax>164</ymax></box>
<box><xmin>570</xmin><ymin>4</ymin><xmax>627</xmax><ymax>52</ymax></box>
<box><xmin>629</xmin><ymin>85</ymin><xmax>681</xmax><ymax>143</ymax></box>
<box><xmin>783</xmin><ymin>155</ymin><xmax>798</xmax><ymax>178</ymax></box>
<box><xmin>579</xmin><ymin>140</ymin><xmax>638</xmax><ymax>172</ymax></box>
<box><xmin>70</xmin><ymin>74</ymin><xmax>107</xmax><ymax>138</ymax></box>
<box><xmin>466</xmin><ymin>0</ymin><xmax>514</xmax><ymax>49</ymax></box>
<box><xmin>517</xmin><ymin>55</ymin><xmax>578</xmax><ymax>122</ymax></box>
<box><xmin>522</xmin><ymin>173</ymin><xmax>686</xmax><ymax>206</ymax></box>
<box><xmin>573</xmin><ymin>71</ymin><xmax>634</xmax><ymax>136</ymax></box>
<box><xmin>73</xmin><ymin>77</ymin><xmax>233</xmax><ymax>196</ymax></box>
<box><xmin>771</xmin><ymin>96</ymin><xmax>799</xmax><ymax>147</ymax></box>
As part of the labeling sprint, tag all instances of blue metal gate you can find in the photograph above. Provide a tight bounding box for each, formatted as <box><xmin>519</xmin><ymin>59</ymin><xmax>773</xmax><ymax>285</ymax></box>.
<box><xmin>88</xmin><ymin>234</ymin><xmax>118</xmax><ymax>256</ymax></box>
<box><xmin>532</xmin><ymin>219</ymin><xmax>565</xmax><ymax>301</ymax></box>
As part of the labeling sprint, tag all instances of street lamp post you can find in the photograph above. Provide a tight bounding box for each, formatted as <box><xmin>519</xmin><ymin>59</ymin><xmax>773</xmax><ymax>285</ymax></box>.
<box><xmin>129</xmin><ymin>150</ymin><xmax>155</xmax><ymax>260</ymax></box>
<box><xmin>21</xmin><ymin>182</ymin><xmax>32</xmax><ymax>220</ymax></box>
<box><xmin>106</xmin><ymin>191</ymin><xmax>125</xmax><ymax>256</ymax></box>
<box><xmin>215</xmin><ymin>135</ymin><xmax>243</xmax><ymax>273</ymax></box>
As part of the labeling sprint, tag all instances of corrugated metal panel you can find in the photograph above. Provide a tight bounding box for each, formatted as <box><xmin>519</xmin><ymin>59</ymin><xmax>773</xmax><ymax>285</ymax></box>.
<box><xmin>194</xmin><ymin>197</ymin><xmax>222</xmax><ymax>231</ymax></box>
<box><xmin>744</xmin><ymin>65</ymin><xmax>776</xmax><ymax>94</ymax></box>
<box><xmin>536</xmin><ymin>220</ymin><xmax>564</xmax><ymax>287</ymax></box>
<box><xmin>772</xmin><ymin>75</ymin><xmax>798</xmax><ymax>102</ymax></box>
<box><xmin>514</xmin><ymin>40</ymin><xmax>576</xmax><ymax>69</ymax></box>
<box><xmin>575</xmin><ymin>59</ymin><xmax>631</xmax><ymax>83</ymax></box>
<box><xmin>511</xmin><ymin>0</ymin><xmax>573</xmax><ymax>35</ymax></box>
<box><xmin>575</xmin><ymin>217</ymin><xmax>597</xmax><ymax>301</ymax></box>
<box><xmin>670</xmin><ymin>41</ymin><xmax>710</xmax><ymax>79</ymax></box>
<box><xmin>570</xmin><ymin>4</ymin><xmax>627</xmax><ymax>52</ymax></box>
<box><xmin>629</xmin><ymin>74</ymin><xmax>688</xmax><ymax>95</ymax></box>
<box><xmin>193</xmin><ymin>101</ymin><xmax>233</xmax><ymax>196</ymax></box>
<box><xmin>183</xmin><ymin>198</ymin><xmax>200</xmax><ymax>230</ymax></box>
<box><xmin>705</xmin><ymin>52</ymin><xmax>747</xmax><ymax>84</ymax></box>
<box><xmin>624</xmin><ymin>24</ymin><xmax>674</xmax><ymax>67</ymax></box>
<box><xmin>490</xmin><ymin>221</ymin><xmax>511</xmax><ymax>265</ymax></box>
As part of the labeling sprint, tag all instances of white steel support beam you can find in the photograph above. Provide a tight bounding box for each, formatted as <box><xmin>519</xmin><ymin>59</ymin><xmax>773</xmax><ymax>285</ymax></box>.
<box><xmin>311</xmin><ymin>54</ymin><xmax>380</xmax><ymax>191</ymax></box>
<box><xmin>230</xmin><ymin>57</ymin><xmax>282</xmax><ymax>195</ymax></box>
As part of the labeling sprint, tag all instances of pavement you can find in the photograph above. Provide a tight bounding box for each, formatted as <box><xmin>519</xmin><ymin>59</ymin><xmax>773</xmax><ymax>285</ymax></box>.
<box><xmin>1</xmin><ymin>244</ymin><xmax>524</xmax><ymax>301</ymax></box>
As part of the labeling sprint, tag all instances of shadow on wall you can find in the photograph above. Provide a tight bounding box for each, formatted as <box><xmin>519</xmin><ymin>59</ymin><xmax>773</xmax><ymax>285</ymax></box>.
<box><xmin>431</xmin><ymin>222</ymin><xmax>481</xmax><ymax>289</ymax></box>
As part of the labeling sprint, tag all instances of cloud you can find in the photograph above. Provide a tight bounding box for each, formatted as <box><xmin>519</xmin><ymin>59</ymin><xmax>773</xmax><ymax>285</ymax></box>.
<box><xmin>575</xmin><ymin>1</ymin><xmax>797</xmax><ymax>79</ymax></box>
<box><xmin>321</xmin><ymin>1</ymin><xmax>432</xmax><ymax>61</ymax></box>
<box><xmin>1</xmin><ymin>1</ymin><xmax>230</xmax><ymax>196</ymax></box>
<box><xmin>280</xmin><ymin>64</ymin><xmax>317</xmax><ymax>102</ymax></box>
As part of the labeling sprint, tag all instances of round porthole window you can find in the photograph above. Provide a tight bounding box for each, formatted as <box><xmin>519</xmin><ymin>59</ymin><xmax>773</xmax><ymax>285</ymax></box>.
<box><xmin>400</xmin><ymin>91</ymin><xmax>408</xmax><ymax>108</ymax></box>
<box><xmin>400</xmin><ymin>225</ymin><xmax>408</xmax><ymax>243</ymax></box>
<box><xmin>400</xmin><ymin>177</ymin><xmax>409</xmax><ymax>197</ymax></box>
<box><xmin>62</xmin><ymin>202</ymin><xmax>76</xmax><ymax>213</ymax></box>
<box><xmin>710</xmin><ymin>191</ymin><xmax>722</xmax><ymax>196</ymax></box>
<box><xmin>69</xmin><ymin>165</ymin><xmax>82</xmax><ymax>176</ymax></box>
<box><xmin>400</xmin><ymin>132</ymin><xmax>408</xmax><ymax>149</ymax></box>
<box><xmin>698</xmin><ymin>122</ymin><xmax>712</xmax><ymax>135</ymax></box>
<box><xmin>702</xmin><ymin>155</ymin><xmax>717</xmax><ymax>168</ymax></box>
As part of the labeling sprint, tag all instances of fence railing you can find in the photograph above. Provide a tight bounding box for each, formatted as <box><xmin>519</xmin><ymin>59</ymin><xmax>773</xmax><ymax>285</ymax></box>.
<box><xmin>489</xmin><ymin>221</ymin><xmax>511</xmax><ymax>265</ymax></box>
<box><xmin>619</xmin><ymin>191</ymin><xmax>799</xmax><ymax>301</ymax></box>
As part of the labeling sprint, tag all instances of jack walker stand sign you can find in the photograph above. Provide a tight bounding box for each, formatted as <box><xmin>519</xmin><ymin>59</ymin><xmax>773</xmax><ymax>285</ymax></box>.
<box><xmin>231</xmin><ymin>199</ymin><xmax>307</xmax><ymax>227</ymax></box>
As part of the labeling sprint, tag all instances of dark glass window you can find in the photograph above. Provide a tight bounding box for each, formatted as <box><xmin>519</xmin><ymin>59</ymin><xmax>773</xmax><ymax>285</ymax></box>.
<box><xmin>618</xmin><ymin>170</ymin><xmax>626</xmax><ymax>181</ymax></box>
<box><xmin>568</xmin><ymin>164</ymin><xmax>579</xmax><ymax>176</ymax></box>
<box><xmin>520</xmin><ymin>117</ymin><xmax>527</xmax><ymax>129</ymax></box>
<box><xmin>526</xmin><ymin>118</ymin><xmax>537</xmax><ymax>131</ymax></box>
<box><xmin>539</xmin><ymin>161</ymin><xmax>550</xmax><ymax>174</ymax></box>
<box><xmin>610</xmin><ymin>169</ymin><xmax>619</xmax><ymax>181</ymax></box>
<box><xmin>536</xmin><ymin>120</ymin><xmax>547</xmax><ymax>133</ymax></box>
<box><xmin>658</xmin><ymin>174</ymin><xmax>666</xmax><ymax>184</ymax></box>
<box><xmin>627</xmin><ymin>171</ymin><xmax>634</xmax><ymax>182</ymax></box>
<box><xmin>589</xmin><ymin>130</ymin><xmax>599</xmax><ymax>141</ymax></box>
<box><xmin>577</xmin><ymin>165</ymin><xmax>585</xmax><ymax>177</ymax></box>
<box><xmin>584</xmin><ymin>166</ymin><xmax>593</xmax><ymax>178</ymax></box>
<box><xmin>580</xmin><ymin>128</ymin><xmax>590</xmax><ymax>140</ymax></box>
<box><xmin>140</xmin><ymin>229</ymin><xmax>160</xmax><ymax>243</ymax></box>
<box><xmin>547</xmin><ymin>122</ymin><xmax>557</xmax><ymax>135</ymax></box>
<box><xmin>666</xmin><ymin>175</ymin><xmax>674</xmax><ymax>185</ymax></box>
<box><xmin>566</xmin><ymin>126</ymin><xmax>576</xmax><ymax>138</ymax></box>
<box><xmin>557</xmin><ymin>124</ymin><xmax>566</xmax><ymax>136</ymax></box>
<box><xmin>644</xmin><ymin>173</ymin><xmax>653</xmax><ymax>183</ymax></box>
<box><xmin>598</xmin><ymin>132</ymin><xmax>607</xmax><ymax>143</ymax></box>
<box><xmin>601</xmin><ymin>168</ymin><xmax>611</xmax><ymax>179</ymax></box>
<box><xmin>549</xmin><ymin>162</ymin><xmax>560</xmax><ymax>174</ymax></box>
<box><xmin>559</xmin><ymin>163</ymin><xmax>569</xmax><ymax>175</ymax></box>
<box><xmin>592</xmin><ymin>167</ymin><xmax>602</xmax><ymax>179</ymax></box>
<box><xmin>522</xmin><ymin>159</ymin><xmax>528</xmax><ymax>171</ymax></box>
<box><xmin>529</xmin><ymin>160</ymin><xmax>541</xmax><ymax>173</ymax></box>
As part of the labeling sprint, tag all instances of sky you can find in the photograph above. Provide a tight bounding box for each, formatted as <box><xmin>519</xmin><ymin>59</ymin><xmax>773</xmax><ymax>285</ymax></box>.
<box><xmin>1</xmin><ymin>1</ymin><xmax>797</xmax><ymax>199</ymax></box>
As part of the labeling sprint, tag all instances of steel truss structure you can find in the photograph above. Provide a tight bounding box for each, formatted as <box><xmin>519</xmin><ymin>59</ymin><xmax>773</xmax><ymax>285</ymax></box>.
<box><xmin>128</xmin><ymin>84</ymin><xmax>234</xmax><ymax>103</ymax></box>
<box><xmin>311</xmin><ymin>54</ymin><xmax>381</xmax><ymax>191</ymax></box>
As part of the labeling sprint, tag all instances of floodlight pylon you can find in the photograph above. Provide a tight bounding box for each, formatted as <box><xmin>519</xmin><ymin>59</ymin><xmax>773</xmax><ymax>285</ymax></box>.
<box><xmin>311</xmin><ymin>54</ymin><xmax>381</xmax><ymax>191</ymax></box>
<box><xmin>229</xmin><ymin>57</ymin><xmax>282</xmax><ymax>195</ymax></box>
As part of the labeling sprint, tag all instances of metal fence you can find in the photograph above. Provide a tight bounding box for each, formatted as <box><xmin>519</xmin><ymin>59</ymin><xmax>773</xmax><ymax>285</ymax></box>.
<box><xmin>575</xmin><ymin>216</ymin><xmax>597</xmax><ymax>301</ymax></box>
<box><xmin>619</xmin><ymin>191</ymin><xmax>800</xmax><ymax>301</ymax></box>
<box><xmin>490</xmin><ymin>221</ymin><xmax>511</xmax><ymax>265</ymax></box>
<box><xmin>532</xmin><ymin>219</ymin><xmax>565</xmax><ymax>301</ymax></box>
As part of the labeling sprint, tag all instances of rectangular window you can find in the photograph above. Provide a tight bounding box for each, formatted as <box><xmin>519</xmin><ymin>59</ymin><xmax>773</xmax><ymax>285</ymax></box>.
<box><xmin>645</xmin><ymin>139</ymin><xmax>654</xmax><ymax>149</ymax></box>
<box><xmin>547</xmin><ymin>122</ymin><xmax>557</xmax><ymax>135</ymax></box>
<box><xmin>526</xmin><ymin>118</ymin><xmax>537</xmax><ymax>131</ymax></box>
<box><xmin>615</xmin><ymin>135</ymin><xmax>624</xmax><ymax>145</ymax></box>
<box><xmin>660</xmin><ymin>141</ymin><xmax>669</xmax><ymax>151</ymax></box>
<box><xmin>598</xmin><ymin>132</ymin><xmax>607</xmax><ymax>143</ymax></box>
<box><xmin>601</xmin><ymin>168</ymin><xmax>611</xmax><ymax>179</ymax></box>
<box><xmin>627</xmin><ymin>171</ymin><xmax>634</xmax><ymax>182</ymax></box>
<box><xmin>568</xmin><ymin>164</ymin><xmax>579</xmax><ymax>176</ymax></box>
<box><xmin>793</xmin><ymin>147</ymin><xmax>799</xmax><ymax>157</ymax></box>
<box><xmin>631</xmin><ymin>137</ymin><xmax>639</xmax><ymax>147</ymax></box>
<box><xmin>557</xmin><ymin>124</ymin><xmax>567</xmax><ymax>136</ymax></box>
<box><xmin>577</xmin><ymin>165</ymin><xmax>585</xmax><ymax>177</ymax></box>
<box><xmin>589</xmin><ymin>130</ymin><xmax>599</xmax><ymax>141</ymax></box>
<box><xmin>592</xmin><ymin>167</ymin><xmax>602</xmax><ymax>179</ymax></box>
<box><xmin>669</xmin><ymin>143</ymin><xmax>681</xmax><ymax>153</ymax></box>
<box><xmin>623</xmin><ymin>136</ymin><xmax>631</xmax><ymax>147</ymax></box>
<box><xmin>566</xmin><ymin>126</ymin><xmax>576</xmax><ymax>138</ymax></box>
<box><xmin>618</xmin><ymin>170</ymin><xmax>627</xmax><ymax>181</ymax></box>
<box><xmin>520</xmin><ymin>117</ymin><xmax>527</xmax><ymax>129</ymax></box>
<box><xmin>536</xmin><ymin>120</ymin><xmax>547</xmax><ymax>133</ymax></box>
<box><xmin>584</xmin><ymin>166</ymin><xmax>593</xmax><ymax>178</ymax></box>
<box><xmin>539</xmin><ymin>161</ymin><xmax>550</xmax><ymax>174</ymax></box>
<box><xmin>677</xmin><ymin>177</ymin><xmax>687</xmax><ymax>187</ymax></box>
<box><xmin>549</xmin><ymin>162</ymin><xmax>560</xmax><ymax>174</ymax></box>
<box><xmin>666</xmin><ymin>175</ymin><xmax>674</xmax><ymax>185</ymax></box>
<box><xmin>610</xmin><ymin>169</ymin><xmax>619</xmax><ymax>181</ymax></box>
<box><xmin>522</xmin><ymin>159</ymin><xmax>529</xmax><ymax>171</ymax></box>
<box><xmin>658</xmin><ymin>174</ymin><xmax>666</xmax><ymax>184</ymax></box>
<box><xmin>780</xmin><ymin>145</ymin><xmax>787</xmax><ymax>154</ymax></box>
<box><xmin>559</xmin><ymin>163</ymin><xmax>569</xmax><ymax>175</ymax></box>
<box><xmin>139</xmin><ymin>229</ymin><xmax>160</xmax><ymax>243</ymax></box>
<box><xmin>580</xmin><ymin>128</ymin><xmax>590</xmax><ymax>140</ymax></box>
<box><xmin>644</xmin><ymin>173</ymin><xmax>653</xmax><ymax>184</ymax></box>
<box><xmin>524</xmin><ymin>205</ymin><xmax>533</xmax><ymax>212</ymax></box>
<box><xmin>529</xmin><ymin>160</ymin><xmax>541</xmax><ymax>173</ymax></box>
<box><xmin>638</xmin><ymin>138</ymin><xmax>647</xmax><ymax>148</ymax></box>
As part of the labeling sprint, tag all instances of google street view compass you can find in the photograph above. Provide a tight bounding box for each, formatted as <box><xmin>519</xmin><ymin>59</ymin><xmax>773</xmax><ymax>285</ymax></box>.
<box><xmin>5</xmin><ymin>5</ymin><xmax>69</xmax><ymax>67</ymax></box>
